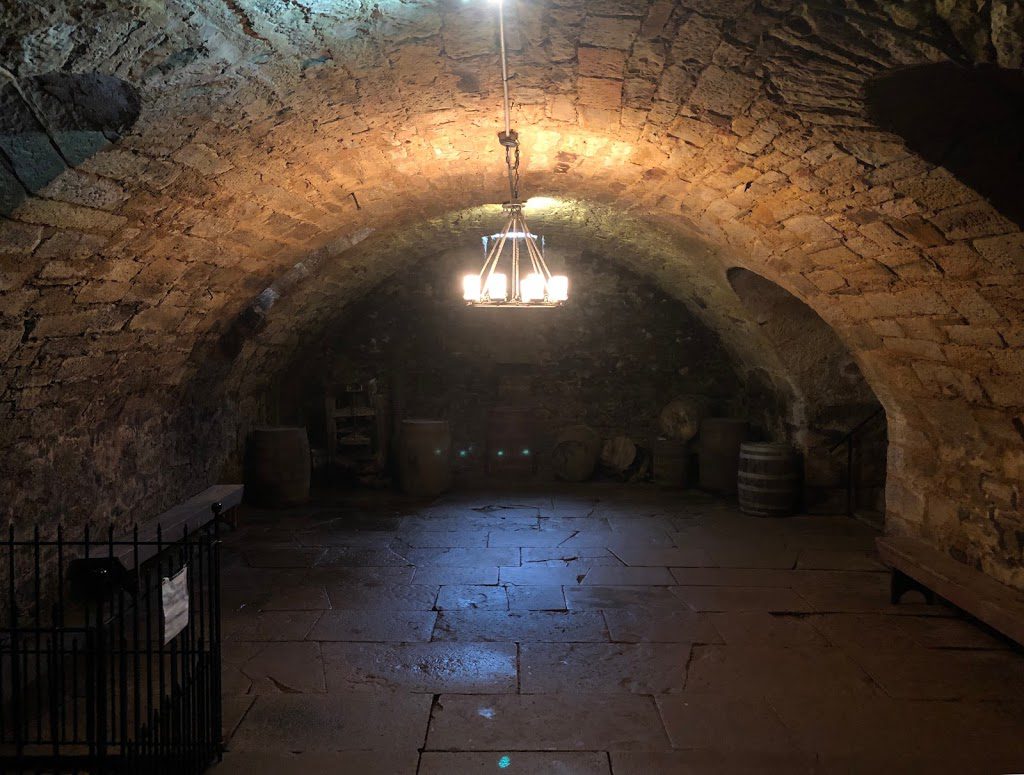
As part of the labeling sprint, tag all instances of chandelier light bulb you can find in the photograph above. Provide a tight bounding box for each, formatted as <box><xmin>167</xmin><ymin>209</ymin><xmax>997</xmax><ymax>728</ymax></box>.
<box><xmin>486</xmin><ymin>272</ymin><xmax>508</xmax><ymax>301</ymax></box>
<box><xmin>462</xmin><ymin>0</ymin><xmax>567</xmax><ymax>308</ymax></box>
<box><xmin>463</xmin><ymin>274</ymin><xmax>482</xmax><ymax>302</ymax></box>
<box><xmin>521</xmin><ymin>273</ymin><xmax>545</xmax><ymax>302</ymax></box>
<box><xmin>548</xmin><ymin>275</ymin><xmax>569</xmax><ymax>302</ymax></box>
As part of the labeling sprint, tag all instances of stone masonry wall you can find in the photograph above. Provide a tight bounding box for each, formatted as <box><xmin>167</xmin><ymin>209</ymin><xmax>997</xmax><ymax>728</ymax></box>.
<box><xmin>0</xmin><ymin>1</ymin><xmax>1022</xmax><ymax>586</ymax></box>
<box><xmin>274</xmin><ymin>247</ymin><xmax>763</xmax><ymax>479</ymax></box>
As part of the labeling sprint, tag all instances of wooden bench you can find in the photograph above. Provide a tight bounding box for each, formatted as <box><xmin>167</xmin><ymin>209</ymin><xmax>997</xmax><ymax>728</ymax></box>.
<box><xmin>877</xmin><ymin>535</ymin><xmax>1024</xmax><ymax>647</ymax></box>
<box><xmin>62</xmin><ymin>484</ymin><xmax>243</xmax><ymax>611</ymax></box>
<box><xmin>112</xmin><ymin>484</ymin><xmax>244</xmax><ymax>570</ymax></box>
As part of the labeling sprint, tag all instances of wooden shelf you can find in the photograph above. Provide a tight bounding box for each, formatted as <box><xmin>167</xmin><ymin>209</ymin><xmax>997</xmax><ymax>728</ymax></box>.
<box><xmin>329</xmin><ymin>407</ymin><xmax>377</xmax><ymax>418</ymax></box>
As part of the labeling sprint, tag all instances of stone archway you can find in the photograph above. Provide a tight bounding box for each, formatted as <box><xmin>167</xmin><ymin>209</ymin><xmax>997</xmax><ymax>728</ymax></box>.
<box><xmin>1</xmin><ymin>0</ymin><xmax>1022</xmax><ymax>587</ymax></box>
<box><xmin>727</xmin><ymin>265</ymin><xmax>887</xmax><ymax>519</ymax></box>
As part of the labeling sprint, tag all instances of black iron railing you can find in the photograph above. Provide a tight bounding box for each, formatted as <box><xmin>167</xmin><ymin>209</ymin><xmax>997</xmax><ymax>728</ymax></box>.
<box><xmin>1</xmin><ymin>515</ymin><xmax>222</xmax><ymax>773</ymax></box>
<box><xmin>828</xmin><ymin>406</ymin><xmax>886</xmax><ymax>518</ymax></box>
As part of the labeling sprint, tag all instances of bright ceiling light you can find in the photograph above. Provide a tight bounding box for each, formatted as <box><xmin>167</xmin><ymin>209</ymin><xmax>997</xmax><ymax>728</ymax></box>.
<box><xmin>524</xmin><ymin>196</ymin><xmax>560</xmax><ymax>211</ymax></box>
<box><xmin>461</xmin><ymin>0</ymin><xmax>568</xmax><ymax>308</ymax></box>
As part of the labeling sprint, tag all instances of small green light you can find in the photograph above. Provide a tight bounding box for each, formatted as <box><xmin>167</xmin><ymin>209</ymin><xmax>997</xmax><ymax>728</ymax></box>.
<box><xmin>459</xmin><ymin>449</ymin><xmax>468</xmax><ymax>458</ymax></box>
<box><xmin>497</xmin><ymin>449</ymin><xmax>505</xmax><ymax>457</ymax></box>
<box><xmin>521</xmin><ymin>448</ymin><xmax>530</xmax><ymax>456</ymax></box>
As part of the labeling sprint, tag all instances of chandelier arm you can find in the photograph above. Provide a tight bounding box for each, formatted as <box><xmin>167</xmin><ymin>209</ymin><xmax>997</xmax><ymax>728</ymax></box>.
<box><xmin>513</xmin><ymin>229</ymin><xmax>522</xmax><ymax>301</ymax></box>
<box><xmin>479</xmin><ymin>218</ymin><xmax>514</xmax><ymax>297</ymax></box>
<box><xmin>526</xmin><ymin>238</ymin><xmax>549</xmax><ymax>280</ymax></box>
<box><xmin>520</xmin><ymin>215</ymin><xmax>552</xmax><ymax>280</ymax></box>
<box><xmin>478</xmin><ymin>237</ymin><xmax>503</xmax><ymax>281</ymax></box>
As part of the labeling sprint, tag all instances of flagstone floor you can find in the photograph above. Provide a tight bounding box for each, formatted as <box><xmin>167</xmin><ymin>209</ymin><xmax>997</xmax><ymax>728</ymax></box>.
<box><xmin>209</xmin><ymin>484</ymin><xmax>1024</xmax><ymax>775</ymax></box>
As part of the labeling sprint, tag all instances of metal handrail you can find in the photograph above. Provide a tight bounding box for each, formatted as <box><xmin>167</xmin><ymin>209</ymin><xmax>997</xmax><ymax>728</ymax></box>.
<box><xmin>826</xmin><ymin>406</ymin><xmax>886</xmax><ymax>517</ymax></box>
<box><xmin>827</xmin><ymin>406</ymin><xmax>885</xmax><ymax>453</ymax></box>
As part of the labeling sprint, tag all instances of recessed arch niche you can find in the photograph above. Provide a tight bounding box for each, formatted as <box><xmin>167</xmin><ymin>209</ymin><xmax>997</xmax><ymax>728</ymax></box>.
<box><xmin>727</xmin><ymin>267</ymin><xmax>887</xmax><ymax>519</ymax></box>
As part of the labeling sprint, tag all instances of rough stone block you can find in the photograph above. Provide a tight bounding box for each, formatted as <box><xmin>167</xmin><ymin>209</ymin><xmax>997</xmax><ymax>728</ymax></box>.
<box><xmin>31</xmin><ymin>307</ymin><xmax>132</xmax><ymax>338</ymax></box>
<box><xmin>39</xmin><ymin>171</ymin><xmax>129</xmax><ymax>211</ymax></box>
<box><xmin>577</xmin><ymin>76</ymin><xmax>623</xmax><ymax>107</ymax></box>
<box><xmin>579</xmin><ymin>47</ymin><xmax>628</xmax><ymax>78</ymax></box>
<box><xmin>582</xmin><ymin>16</ymin><xmax>640</xmax><ymax>49</ymax></box>
<box><xmin>942</xmin><ymin>287</ymin><xmax>1004</xmax><ymax>324</ymax></box>
<box><xmin>688</xmin><ymin>65</ymin><xmax>760</xmax><ymax>116</ymax></box>
<box><xmin>931</xmin><ymin>203</ymin><xmax>1016</xmax><ymax>241</ymax></box>
<box><xmin>13</xmin><ymin>199</ymin><xmax>127</xmax><ymax>234</ymax></box>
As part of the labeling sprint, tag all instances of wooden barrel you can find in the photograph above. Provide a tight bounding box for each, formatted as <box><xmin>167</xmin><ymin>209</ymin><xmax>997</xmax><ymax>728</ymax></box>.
<box><xmin>398</xmin><ymin>420</ymin><xmax>452</xmax><ymax>496</ymax></box>
<box><xmin>698</xmin><ymin>418</ymin><xmax>750</xmax><ymax>494</ymax></box>
<box><xmin>738</xmin><ymin>442</ymin><xmax>799</xmax><ymax>517</ymax></box>
<box><xmin>551</xmin><ymin>425</ymin><xmax>601</xmax><ymax>482</ymax></box>
<box><xmin>600</xmin><ymin>436</ymin><xmax>637</xmax><ymax>473</ymax></box>
<box><xmin>658</xmin><ymin>397</ymin><xmax>711</xmax><ymax>442</ymax></box>
<box><xmin>246</xmin><ymin>427</ymin><xmax>311</xmax><ymax>507</ymax></box>
<box><xmin>653</xmin><ymin>438</ymin><xmax>688</xmax><ymax>487</ymax></box>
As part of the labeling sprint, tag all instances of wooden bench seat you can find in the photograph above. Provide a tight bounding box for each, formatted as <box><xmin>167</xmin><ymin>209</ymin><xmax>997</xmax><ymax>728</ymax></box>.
<box><xmin>876</xmin><ymin>535</ymin><xmax>1024</xmax><ymax>647</ymax></box>
<box><xmin>112</xmin><ymin>484</ymin><xmax>244</xmax><ymax>570</ymax></box>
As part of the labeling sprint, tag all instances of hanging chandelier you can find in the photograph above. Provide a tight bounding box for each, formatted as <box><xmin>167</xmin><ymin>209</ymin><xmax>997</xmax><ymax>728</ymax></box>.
<box><xmin>462</xmin><ymin>0</ymin><xmax>568</xmax><ymax>307</ymax></box>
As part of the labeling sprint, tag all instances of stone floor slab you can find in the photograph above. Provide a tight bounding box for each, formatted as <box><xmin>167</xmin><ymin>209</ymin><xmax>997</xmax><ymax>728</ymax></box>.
<box><xmin>520</xmin><ymin>547</ymin><xmax>623</xmax><ymax>566</ymax></box>
<box><xmin>323</xmin><ymin>642</ymin><xmax>517</xmax><ymax>693</ymax></box>
<box><xmin>500</xmin><ymin>566</ymin><xmax>591</xmax><ymax>585</ymax></box>
<box><xmin>230</xmin><ymin>693</ymin><xmax>432</xmax><ymax>752</ymax></box>
<box><xmin>708</xmin><ymin>612</ymin><xmax>829</xmax><ymax>646</ymax></box>
<box><xmin>796</xmin><ymin>548</ymin><xmax>885</xmax><ymax>571</ymax></box>
<box><xmin>242</xmin><ymin>546</ymin><xmax>325</xmax><ymax>568</ymax></box>
<box><xmin>668</xmin><ymin>567</ymin><xmax>794</xmax><ymax>587</ymax></box>
<box><xmin>404</xmin><ymin>547</ymin><xmax>521</xmax><ymax>566</ymax></box>
<box><xmin>603</xmin><ymin>608</ymin><xmax>722</xmax><ymax>643</ymax></box>
<box><xmin>487</xmin><ymin>528</ymin><xmax>579</xmax><ymax>547</ymax></box>
<box><xmin>412</xmin><ymin>566</ymin><xmax>500</xmax><ymax>585</ymax></box>
<box><xmin>706</xmin><ymin>546</ymin><xmax>799</xmax><ymax>569</ymax></box>
<box><xmin>418</xmin><ymin>751</ymin><xmax>611</xmax><ymax>774</ymax></box>
<box><xmin>212</xmin><ymin>751</ymin><xmax>419</xmax><ymax>775</ymax></box>
<box><xmin>808</xmin><ymin>613</ymin><xmax>922</xmax><ymax>650</ymax></box>
<box><xmin>657</xmin><ymin>692</ymin><xmax>798</xmax><ymax>753</ymax></box>
<box><xmin>685</xmin><ymin>644</ymin><xmax>878</xmax><ymax>698</ymax></box>
<box><xmin>325</xmin><ymin>583</ymin><xmax>438</xmax><ymax>610</ymax></box>
<box><xmin>308</xmin><ymin>610</ymin><xmax>437</xmax><ymax>641</ymax></box>
<box><xmin>222</xmin><ymin>695</ymin><xmax>255</xmax><ymax>744</ymax></box>
<box><xmin>610</xmin><ymin>750</ymin><xmax>817</xmax><ymax>775</ymax></box>
<box><xmin>400</xmin><ymin>529</ymin><xmax>490</xmax><ymax>547</ymax></box>
<box><xmin>506</xmin><ymin>585</ymin><xmax>566</xmax><ymax>611</ymax></box>
<box><xmin>609</xmin><ymin>546</ymin><xmax>712</xmax><ymax>567</ymax></box>
<box><xmin>436</xmin><ymin>584</ymin><xmax>509</xmax><ymax>610</ymax></box>
<box><xmin>426</xmin><ymin>694</ymin><xmax>671</xmax><ymax>751</ymax></box>
<box><xmin>580</xmin><ymin>566</ymin><xmax>676</xmax><ymax>585</ymax></box>
<box><xmin>294</xmin><ymin>528</ymin><xmax>400</xmax><ymax>548</ymax></box>
<box><xmin>222</xmin><ymin>641</ymin><xmax>325</xmax><ymax>695</ymax></box>
<box><xmin>770</xmin><ymin>694</ymin><xmax>1024</xmax><ymax>765</ymax></box>
<box><xmin>315</xmin><ymin>547</ymin><xmax>411</xmax><ymax>567</ymax></box>
<box><xmin>258</xmin><ymin>584</ymin><xmax>330</xmax><ymax>611</ymax></box>
<box><xmin>432</xmin><ymin>610</ymin><xmax>609</xmax><ymax>642</ymax></box>
<box><xmin>520</xmin><ymin>642</ymin><xmax>690</xmax><ymax>694</ymax></box>
<box><xmin>894</xmin><ymin>613</ymin><xmax>1013</xmax><ymax>650</ymax></box>
<box><xmin>561</xmin><ymin>530</ymin><xmax>676</xmax><ymax>548</ymax></box>
<box><xmin>219</xmin><ymin>485</ymin><xmax>1024</xmax><ymax>770</ymax></box>
<box><xmin>845</xmin><ymin>647</ymin><xmax>1024</xmax><ymax>700</ymax></box>
<box><xmin>564</xmin><ymin>585</ymin><xmax>686</xmax><ymax>609</ymax></box>
<box><xmin>672</xmin><ymin>585</ymin><xmax>814</xmax><ymax>612</ymax></box>
<box><xmin>223</xmin><ymin>611</ymin><xmax>322</xmax><ymax>642</ymax></box>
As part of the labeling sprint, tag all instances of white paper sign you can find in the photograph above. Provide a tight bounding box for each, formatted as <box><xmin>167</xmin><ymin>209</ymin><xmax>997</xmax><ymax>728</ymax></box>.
<box><xmin>161</xmin><ymin>566</ymin><xmax>189</xmax><ymax>644</ymax></box>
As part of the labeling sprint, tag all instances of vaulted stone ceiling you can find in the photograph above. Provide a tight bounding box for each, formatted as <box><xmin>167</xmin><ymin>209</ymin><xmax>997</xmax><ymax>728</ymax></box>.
<box><xmin>1</xmin><ymin>1</ymin><xmax>1022</xmax><ymax>586</ymax></box>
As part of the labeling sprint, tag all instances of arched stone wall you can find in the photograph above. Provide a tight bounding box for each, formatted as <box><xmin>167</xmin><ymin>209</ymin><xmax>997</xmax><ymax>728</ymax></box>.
<box><xmin>727</xmin><ymin>266</ymin><xmax>885</xmax><ymax>515</ymax></box>
<box><xmin>1</xmin><ymin>0</ymin><xmax>1022</xmax><ymax>586</ymax></box>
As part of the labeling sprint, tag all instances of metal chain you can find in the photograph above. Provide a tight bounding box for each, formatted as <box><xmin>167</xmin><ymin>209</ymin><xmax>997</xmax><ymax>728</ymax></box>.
<box><xmin>497</xmin><ymin>0</ymin><xmax>522</xmax><ymax>205</ymax></box>
<box><xmin>505</xmin><ymin>142</ymin><xmax>520</xmax><ymax>203</ymax></box>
